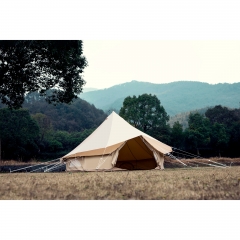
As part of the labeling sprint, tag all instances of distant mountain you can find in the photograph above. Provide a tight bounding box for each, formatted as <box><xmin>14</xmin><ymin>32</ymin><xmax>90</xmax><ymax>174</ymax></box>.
<box><xmin>80</xmin><ymin>80</ymin><xmax>240</xmax><ymax>116</ymax></box>
<box><xmin>82</xmin><ymin>87</ymin><xmax>98</xmax><ymax>93</ymax></box>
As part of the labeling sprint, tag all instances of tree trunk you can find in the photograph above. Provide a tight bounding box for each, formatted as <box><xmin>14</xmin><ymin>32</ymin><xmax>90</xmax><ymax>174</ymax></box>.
<box><xmin>197</xmin><ymin>148</ymin><xmax>200</xmax><ymax>156</ymax></box>
<box><xmin>0</xmin><ymin>138</ymin><xmax>1</xmax><ymax>161</ymax></box>
<box><xmin>219</xmin><ymin>149</ymin><xmax>221</xmax><ymax>158</ymax></box>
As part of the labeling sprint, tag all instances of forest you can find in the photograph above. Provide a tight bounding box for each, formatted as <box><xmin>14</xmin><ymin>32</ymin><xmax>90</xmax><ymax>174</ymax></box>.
<box><xmin>171</xmin><ymin>106</ymin><xmax>240</xmax><ymax>157</ymax></box>
<box><xmin>0</xmin><ymin>92</ymin><xmax>107</xmax><ymax>161</ymax></box>
<box><xmin>0</xmin><ymin>93</ymin><xmax>240</xmax><ymax>161</ymax></box>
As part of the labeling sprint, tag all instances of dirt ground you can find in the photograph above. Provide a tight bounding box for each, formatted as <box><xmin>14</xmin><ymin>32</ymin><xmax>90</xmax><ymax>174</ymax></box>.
<box><xmin>0</xmin><ymin>166</ymin><xmax>239</xmax><ymax>200</ymax></box>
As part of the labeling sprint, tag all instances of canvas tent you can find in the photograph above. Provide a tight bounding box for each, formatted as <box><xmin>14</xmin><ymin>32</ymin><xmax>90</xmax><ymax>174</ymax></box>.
<box><xmin>62</xmin><ymin>112</ymin><xmax>172</xmax><ymax>171</ymax></box>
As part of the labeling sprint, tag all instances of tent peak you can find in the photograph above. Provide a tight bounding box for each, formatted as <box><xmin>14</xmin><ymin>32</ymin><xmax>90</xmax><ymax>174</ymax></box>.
<box><xmin>106</xmin><ymin>111</ymin><xmax>118</xmax><ymax>119</ymax></box>
<box><xmin>110</xmin><ymin>111</ymin><xmax>117</xmax><ymax>115</ymax></box>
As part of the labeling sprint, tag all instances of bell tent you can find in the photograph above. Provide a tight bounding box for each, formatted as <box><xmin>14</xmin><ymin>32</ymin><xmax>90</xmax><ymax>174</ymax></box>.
<box><xmin>62</xmin><ymin>112</ymin><xmax>172</xmax><ymax>171</ymax></box>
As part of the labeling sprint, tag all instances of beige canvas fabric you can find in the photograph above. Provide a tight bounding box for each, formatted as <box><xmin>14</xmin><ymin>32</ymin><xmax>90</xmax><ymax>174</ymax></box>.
<box><xmin>141</xmin><ymin>136</ymin><xmax>165</xmax><ymax>169</ymax></box>
<box><xmin>66</xmin><ymin>155</ymin><xmax>113</xmax><ymax>171</ymax></box>
<box><xmin>63</xmin><ymin>112</ymin><xmax>172</xmax><ymax>171</ymax></box>
<box><xmin>66</xmin><ymin>144</ymin><xmax>125</xmax><ymax>171</ymax></box>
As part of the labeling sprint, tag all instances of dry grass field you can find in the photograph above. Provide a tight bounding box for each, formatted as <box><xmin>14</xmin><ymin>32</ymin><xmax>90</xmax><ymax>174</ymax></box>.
<box><xmin>0</xmin><ymin>166</ymin><xmax>240</xmax><ymax>200</ymax></box>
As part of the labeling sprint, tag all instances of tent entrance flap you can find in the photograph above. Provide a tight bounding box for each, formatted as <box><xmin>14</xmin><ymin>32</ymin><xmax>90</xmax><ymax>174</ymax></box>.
<box><xmin>115</xmin><ymin>137</ymin><xmax>158</xmax><ymax>170</ymax></box>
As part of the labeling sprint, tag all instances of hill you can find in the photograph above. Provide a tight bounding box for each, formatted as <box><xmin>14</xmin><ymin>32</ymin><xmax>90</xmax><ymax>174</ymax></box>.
<box><xmin>169</xmin><ymin>106</ymin><xmax>211</xmax><ymax>129</ymax></box>
<box><xmin>80</xmin><ymin>81</ymin><xmax>240</xmax><ymax>116</ymax></box>
<box><xmin>0</xmin><ymin>92</ymin><xmax>108</xmax><ymax>160</ymax></box>
<box><xmin>0</xmin><ymin>90</ymin><xmax>105</xmax><ymax>132</ymax></box>
<box><xmin>22</xmin><ymin>92</ymin><xmax>107</xmax><ymax>132</ymax></box>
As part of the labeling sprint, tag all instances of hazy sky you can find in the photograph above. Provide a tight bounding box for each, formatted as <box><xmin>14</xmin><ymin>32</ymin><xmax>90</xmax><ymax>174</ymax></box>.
<box><xmin>83</xmin><ymin>40</ymin><xmax>240</xmax><ymax>89</ymax></box>
<box><xmin>2</xmin><ymin>0</ymin><xmax>240</xmax><ymax>90</ymax></box>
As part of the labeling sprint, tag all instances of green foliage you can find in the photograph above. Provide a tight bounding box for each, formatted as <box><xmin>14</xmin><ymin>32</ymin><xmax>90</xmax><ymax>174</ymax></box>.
<box><xmin>0</xmin><ymin>40</ymin><xmax>88</xmax><ymax>109</ymax></box>
<box><xmin>119</xmin><ymin>94</ymin><xmax>170</xmax><ymax>142</ymax></box>
<box><xmin>169</xmin><ymin>106</ymin><xmax>210</xmax><ymax>129</ymax></box>
<box><xmin>37</xmin><ymin>129</ymin><xmax>94</xmax><ymax>160</ymax></box>
<box><xmin>171</xmin><ymin>121</ymin><xmax>185</xmax><ymax>148</ymax></box>
<box><xmin>0</xmin><ymin>91</ymin><xmax>104</xmax><ymax>160</ymax></box>
<box><xmin>32</xmin><ymin>113</ymin><xmax>52</xmax><ymax>142</ymax></box>
<box><xmin>185</xmin><ymin>113</ymin><xmax>211</xmax><ymax>154</ymax></box>
<box><xmin>24</xmin><ymin>91</ymin><xmax>107</xmax><ymax>132</ymax></box>
<box><xmin>229</xmin><ymin>122</ymin><xmax>240</xmax><ymax>151</ymax></box>
<box><xmin>205</xmin><ymin>105</ymin><xmax>240</xmax><ymax>129</ymax></box>
<box><xmin>210</xmin><ymin>123</ymin><xmax>229</xmax><ymax>156</ymax></box>
<box><xmin>204</xmin><ymin>105</ymin><xmax>240</xmax><ymax>156</ymax></box>
<box><xmin>169</xmin><ymin>105</ymin><xmax>240</xmax><ymax>157</ymax></box>
<box><xmin>1</xmin><ymin>94</ymin><xmax>240</xmax><ymax>161</ymax></box>
<box><xmin>0</xmin><ymin>87</ymin><xmax>107</xmax><ymax>160</ymax></box>
<box><xmin>0</xmin><ymin>108</ymin><xmax>39</xmax><ymax>160</ymax></box>
<box><xmin>47</xmin><ymin>139</ymin><xmax>63</xmax><ymax>152</ymax></box>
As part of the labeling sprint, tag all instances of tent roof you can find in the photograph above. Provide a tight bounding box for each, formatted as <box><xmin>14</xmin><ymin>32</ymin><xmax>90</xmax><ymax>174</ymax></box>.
<box><xmin>63</xmin><ymin>111</ymin><xmax>172</xmax><ymax>159</ymax></box>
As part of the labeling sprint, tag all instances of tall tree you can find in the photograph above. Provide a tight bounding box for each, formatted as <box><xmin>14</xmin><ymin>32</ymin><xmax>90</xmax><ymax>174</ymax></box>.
<box><xmin>228</xmin><ymin>122</ymin><xmax>240</xmax><ymax>157</ymax></box>
<box><xmin>32</xmin><ymin>113</ymin><xmax>52</xmax><ymax>142</ymax></box>
<box><xmin>185</xmin><ymin>113</ymin><xmax>211</xmax><ymax>155</ymax></box>
<box><xmin>210</xmin><ymin>123</ymin><xmax>229</xmax><ymax>157</ymax></box>
<box><xmin>0</xmin><ymin>40</ymin><xmax>88</xmax><ymax>109</ymax></box>
<box><xmin>205</xmin><ymin>105</ymin><xmax>239</xmax><ymax>129</ymax></box>
<box><xmin>119</xmin><ymin>94</ymin><xmax>170</xmax><ymax>142</ymax></box>
<box><xmin>171</xmin><ymin>121</ymin><xmax>185</xmax><ymax>148</ymax></box>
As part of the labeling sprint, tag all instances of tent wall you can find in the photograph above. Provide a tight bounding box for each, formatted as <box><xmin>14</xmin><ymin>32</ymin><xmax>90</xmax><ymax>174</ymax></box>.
<box><xmin>66</xmin><ymin>136</ymin><xmax>165</xmax><ymax>171</ymax></box>
<box><xmin>141</xmin><ymin>136</ymin><xmax>165</xmax><ymax>169</ymax></box>
<box><xmin>66</xmin><ymin>143</ymin><xmax>124</xmax><ymax>172</ymax></box>
<box><xmin>66</xmin><ymin>154</ymin><xmax>113</xmax><ymax>171</ymax></box>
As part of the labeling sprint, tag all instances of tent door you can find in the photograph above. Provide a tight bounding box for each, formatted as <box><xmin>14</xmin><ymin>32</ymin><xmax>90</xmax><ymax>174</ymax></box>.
<box><xmin>115</xmin><ymin>136</ymin><xmax>158</xmax><ymax>170</ymax></box>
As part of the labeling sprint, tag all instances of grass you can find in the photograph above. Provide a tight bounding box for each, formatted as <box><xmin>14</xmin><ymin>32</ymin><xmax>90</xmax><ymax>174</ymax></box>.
<box><xmin>0</xmin><ymin>166</ymin><xmax>240</xmax><ymax>200</ymax></box>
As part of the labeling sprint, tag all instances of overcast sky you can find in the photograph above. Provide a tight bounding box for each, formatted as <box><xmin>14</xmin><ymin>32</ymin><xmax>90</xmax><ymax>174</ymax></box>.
<box><xmin>2</xmin><ymin>0</ymin><xmax>240</xmax><ymax>90</ymax></box>
<box><xmin>83</xmin><ymin>40</ymin><xmax>240</xmax><ymax>89</ymax></box>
